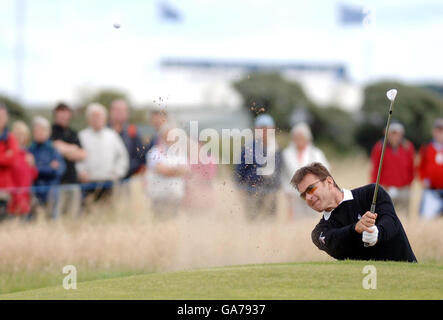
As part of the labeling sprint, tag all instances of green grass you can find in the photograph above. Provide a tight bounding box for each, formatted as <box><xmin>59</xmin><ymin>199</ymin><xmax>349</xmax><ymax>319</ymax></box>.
<box><xmin>1</xmin><ymin>261</ymin><xmax>442</xmax><ymax>300</ymax></box>
<box><xmin>0</xmin><ymin>269</ymin><xmax>149</xmax><ymax>296</ymax></box>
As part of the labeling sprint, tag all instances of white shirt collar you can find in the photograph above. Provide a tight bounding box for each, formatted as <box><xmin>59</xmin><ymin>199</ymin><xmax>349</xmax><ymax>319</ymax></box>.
<box><xmin>323</xmin><ymin>188</ymin><xmax>354</xmax><ymax>221</ymax></box>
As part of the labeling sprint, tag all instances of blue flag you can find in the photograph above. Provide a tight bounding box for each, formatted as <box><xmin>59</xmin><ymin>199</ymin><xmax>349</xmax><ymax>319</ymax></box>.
<box><xmin>338</xmin><ymin>3</ymin><xmax>367</xmax><ymax>25</ymax></box>
<box><xmin>159</xmin><ymin>1</ymin><xmax>182</xmax><ymax>22</ymax></box>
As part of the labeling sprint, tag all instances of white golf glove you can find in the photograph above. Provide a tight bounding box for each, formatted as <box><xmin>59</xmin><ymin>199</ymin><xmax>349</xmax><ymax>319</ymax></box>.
<box><xmin>362</xmin><ymin>226</ymin><xmax>378</xmax><ymax>247</ymax></box>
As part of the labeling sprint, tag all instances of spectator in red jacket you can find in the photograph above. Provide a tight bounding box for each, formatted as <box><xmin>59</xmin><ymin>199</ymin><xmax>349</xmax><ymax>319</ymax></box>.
<box><xmin>9</xmin><ymin>121</ymin><xmax>38</xmax><ymax>217</ymax></box>
<box><xmin>418</xmin><ymin>118</ymin><xmax>443</xmax><ymax>219</ymax></box>
<box><xmin>370</xmin><ymin>121</ymin><xmax>415</xmax><ymax>216</ymax></box>
<box><xmin>0</xmin><ymin>104</ymin><xmax>19</xmax><ymax>219</ymax></box>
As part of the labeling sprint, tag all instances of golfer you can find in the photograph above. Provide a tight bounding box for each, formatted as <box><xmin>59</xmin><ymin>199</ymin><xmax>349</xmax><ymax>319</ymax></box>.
<box><xmin>291</xmin><ymin>162</ymin><xmax>417</xmax><ymax>262</ymax></box>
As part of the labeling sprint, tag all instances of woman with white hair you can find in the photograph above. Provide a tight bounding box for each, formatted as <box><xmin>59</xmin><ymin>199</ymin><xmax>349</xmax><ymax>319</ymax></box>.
<box><xmin>282</xmin><ymin>122</ymin><xmax>329</xmax><ymax>220</ymax></box>
<box><xmin>76</xmin><ymin>103</ymin><xmax>129</xmax><ymax>202</ymax></box>
<box><xmin>29</xmin><ymin>116</ymin><xmax>66</xmax><ymax>218</ymax></box>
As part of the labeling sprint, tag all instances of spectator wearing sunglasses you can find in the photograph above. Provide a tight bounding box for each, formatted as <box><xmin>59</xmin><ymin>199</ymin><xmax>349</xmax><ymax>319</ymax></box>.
<box><xmin>291</xmin><ymin>162</ymin><xmax>416</xmax><ymax>262</ymax></box>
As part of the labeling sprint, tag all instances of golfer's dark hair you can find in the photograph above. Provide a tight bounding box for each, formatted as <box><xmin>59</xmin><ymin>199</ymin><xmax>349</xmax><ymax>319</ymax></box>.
<box><xmin>0</xmin><ymin>102</ymin><xmax>7</xmax><ymax>112</ymax></box>
<box><xmin>53</xmin><ymin>102</ymin><xmax>72</xmax><ymax>113</ymax></box>
<box><xmin>291</xmin><ymin>162</ymin><xmax>340</xmax><ymax>191</ymax></box>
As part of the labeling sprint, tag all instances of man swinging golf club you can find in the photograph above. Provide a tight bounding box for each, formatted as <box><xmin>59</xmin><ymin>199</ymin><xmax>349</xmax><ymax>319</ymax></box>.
<box><xmin>291</xmin><ymin>89</ymin><xmax>417</xmax><ymax>262</ymax></box>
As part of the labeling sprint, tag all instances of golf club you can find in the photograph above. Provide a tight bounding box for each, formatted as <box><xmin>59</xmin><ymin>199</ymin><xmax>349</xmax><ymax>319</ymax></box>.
<box><xmin>364</xmin><ymin>88</ymin><xmax>398</xmax><ymax>247</ymax></box>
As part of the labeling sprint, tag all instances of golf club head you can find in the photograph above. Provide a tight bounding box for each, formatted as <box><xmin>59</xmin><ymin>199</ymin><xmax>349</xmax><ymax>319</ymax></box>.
<box><xmin>386</xmin><ymin>89</ymin><xmax>397</xmax><ymax>101</ymax></box>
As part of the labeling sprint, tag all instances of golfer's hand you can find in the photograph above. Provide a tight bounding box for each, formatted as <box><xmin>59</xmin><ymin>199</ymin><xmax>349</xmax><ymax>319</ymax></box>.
<box><xmin>355</xmin><ymin>211</ymin><xmax>378</xmax><ymax>234</ymax></box>
<box><xmin>362</xmin><ymin>226</ymin><xmax>379</xmax><ymax>246</ymax></box>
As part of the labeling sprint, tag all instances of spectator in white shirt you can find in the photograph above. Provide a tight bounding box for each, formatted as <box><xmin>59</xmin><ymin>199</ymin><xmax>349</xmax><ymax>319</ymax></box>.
<box><xmin>76</xmin><ymin>103</ymin><xmax>129</xmax><ymax>202</ymax></box>
<box><xmin>282</xmin><ymin>122</ymin><xmax>329</xmax><ymax>220</ymax></box>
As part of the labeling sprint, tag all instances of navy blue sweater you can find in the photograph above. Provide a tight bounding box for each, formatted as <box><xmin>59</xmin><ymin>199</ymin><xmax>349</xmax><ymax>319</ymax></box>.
<box><xmin>28</xmin><ymin>140</ymin><xmax>66</xmax><ymax>203</ymax></box>
<box><xmin>311</xmin><ymin>184</ymin><xmax>417</xmax><ymax>262</ymax></box>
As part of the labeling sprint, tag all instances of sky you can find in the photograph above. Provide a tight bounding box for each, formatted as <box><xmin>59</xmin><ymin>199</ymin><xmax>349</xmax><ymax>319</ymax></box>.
<box><xmin>1</xmin><ymin>0</ymin><xmax>443</xmax><ymax>107</ymax></box>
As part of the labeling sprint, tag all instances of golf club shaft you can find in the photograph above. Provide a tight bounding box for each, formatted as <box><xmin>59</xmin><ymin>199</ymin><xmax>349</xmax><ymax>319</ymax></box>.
<box><xmin>370</xmin><ymin>99</ymin><xmax>394</xmax><ymax>212</ymax></box>
<box><xmin>364</xmin><ymin>97</ymin><xmax>396</xmax><ymax>247</ymax></box>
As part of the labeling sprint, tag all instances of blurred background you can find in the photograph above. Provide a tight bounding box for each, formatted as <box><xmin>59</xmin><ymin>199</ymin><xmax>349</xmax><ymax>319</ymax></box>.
<box><xmin>1</xmin><ymin>0</ymin><xmax>442</xmax><ymax>153</ymax></box>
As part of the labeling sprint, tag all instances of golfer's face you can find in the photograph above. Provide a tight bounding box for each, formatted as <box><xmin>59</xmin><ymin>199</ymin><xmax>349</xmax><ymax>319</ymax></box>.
<box><xmin>298</xmin><ymin>174</ymin><xmax>326</xmax><ymax>212</ymax></box>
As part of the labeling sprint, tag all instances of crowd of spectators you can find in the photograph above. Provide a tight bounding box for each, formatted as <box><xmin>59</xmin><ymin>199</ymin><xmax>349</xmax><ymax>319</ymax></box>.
<box><xmin>369</xmin><ymin>118</ymin><xmax>443</xmax><ymax>219</ymax></box>
<box><xmin>234</xmin><ymin>115</ymin><xmax>443</xmax><ymax>221</ymax></box>
<box><xmin>0</xmin><ymin>100</ymin><xmax>219</xmax><ymax>221</ymax></box>
<box><xmin>0</xmin><ymin>100</ymin><xmax>442</xmax><ymax>221</ymax></box>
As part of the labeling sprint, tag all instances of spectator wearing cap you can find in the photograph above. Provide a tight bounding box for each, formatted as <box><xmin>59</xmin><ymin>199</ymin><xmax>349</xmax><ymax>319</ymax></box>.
<box><xmin>370</xmin><ymin>121</ymin><xmax>415</xmax><ymax>216</ymax></box>
<box><xmin>76</xmin><ymin>103</ymin><xmax>129</xmax><ymax>203</ymax></box>
<box><xmin>50</xmin><ymin>102</ymin><xmax>87</xmax><ymax>217</ymax></box>
<box><xmin>110</xmin><ymin>99</ymin><xmax>146</xmax><ymax>179</ymax></box>
<box><xmin>281</xmin><ymin>122</ymin><xmax>330</xmax><ymax>221</ymax></box>
<box><xmin>234</xmin><ymin>114</ymin><xmax>282</xmax><ymax>220</ymax></box>
<box><xmin>29</xmin><ymin>116</ymin><xmax>66</xmax><ymax>218</ymax></box>
<box><xmin>418</xmin><ymin>118</ymin><xmax>443</xmax><ymax>219</ymax></box>
<box><xmin>0</xmin><ymin>104</ymin><xmax>19</xmax><ymax>219</ymax></box>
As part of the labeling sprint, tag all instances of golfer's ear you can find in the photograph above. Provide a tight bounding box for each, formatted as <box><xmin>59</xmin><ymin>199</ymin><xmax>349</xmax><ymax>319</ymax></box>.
<box><xmin>326</xmin><ymin>176</ymin><xmax>334</xmax><ymax>187</ymax></box>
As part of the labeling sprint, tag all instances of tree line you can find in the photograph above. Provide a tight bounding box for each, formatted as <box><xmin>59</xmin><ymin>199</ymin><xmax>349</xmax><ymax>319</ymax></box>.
<box><xmin>2</xmin><ymin>74</ymin><xmax>443</xmax><ymax>155</ymax></box>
